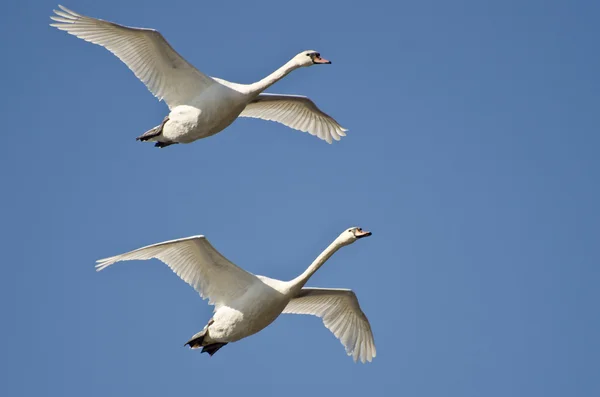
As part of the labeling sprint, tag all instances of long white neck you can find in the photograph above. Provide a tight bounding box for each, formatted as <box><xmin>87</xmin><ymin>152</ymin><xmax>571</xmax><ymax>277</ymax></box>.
<box><xmin>289</xmin><ymin>238</ymin><xmax>347</xmax><ymax>291</ymax></box>
<box><xmin>248</xmin><ymin>58</ymin><xmax>302</xmax><ymax>95</ymax></box>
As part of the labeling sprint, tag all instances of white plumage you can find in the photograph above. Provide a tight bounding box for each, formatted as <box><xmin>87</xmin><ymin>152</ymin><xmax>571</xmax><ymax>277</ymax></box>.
<box><xmin>95</xmin><ymin>236</ymin><xmax>256</xmax><ymax>309</ymax></box>
<box><xmin>240</xmin><ymin>94</ymin><xmax>347</xmax><ymax>142</ymax></box>
<box><xmin>283</xmin><ymin>288</ymin><xmax>376</xmax><ymax>363</ymax></box>
<box><xmin>96</xmin><ymin>228</ymin><xmax>376</xmax><ymax>363</ymax></box>
<box><xmin>50</xmin><ymin>5</ymin><xmax>347</xmax><ymax>145</ymax></box>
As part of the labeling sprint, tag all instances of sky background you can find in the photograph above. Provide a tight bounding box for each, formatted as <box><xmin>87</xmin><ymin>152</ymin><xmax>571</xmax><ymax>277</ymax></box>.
<box><xmin>0</xmin><ymin>0</ymin><xmax>598</xmax><ymax>396</ymax></box>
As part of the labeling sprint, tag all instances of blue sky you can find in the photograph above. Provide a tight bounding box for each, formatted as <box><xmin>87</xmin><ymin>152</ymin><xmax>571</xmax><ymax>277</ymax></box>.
<box><xmin>1</xmin><ymin>0</ymin><xmax>598</xmax><ymax>395</ymax></box>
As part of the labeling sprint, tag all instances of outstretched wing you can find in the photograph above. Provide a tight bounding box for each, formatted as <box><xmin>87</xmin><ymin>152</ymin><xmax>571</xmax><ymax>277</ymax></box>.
<box><xmin>50</xmin><ymin>5</ymin><xmax>215</xmax><ymax>109</ymax></box>
<box><xmin>239</xmin><ymin>93</ymin><xmax>347</xmax><ymax>144</ymax></box>
<box><xmin>96</xmin><ymin>235</ymin><xmax>257</xmax><ymax>309</ymax></box>
<box><xmin>283</xmin><ymin>287</ymin><xmax>376</xmax><ymax>363</ymax></box>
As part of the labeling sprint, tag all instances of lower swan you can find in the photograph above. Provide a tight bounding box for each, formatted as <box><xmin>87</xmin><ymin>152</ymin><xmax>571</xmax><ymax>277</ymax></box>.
<box><xmin>96</xmin><ymin>227</ymin><xmax>376</xmax><ymax>363</ymax></box>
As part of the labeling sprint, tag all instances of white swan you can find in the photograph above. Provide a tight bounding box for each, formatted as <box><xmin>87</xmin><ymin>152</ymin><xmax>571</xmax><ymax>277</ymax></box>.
<box><xmin>95</xmin><ymin>227</ymin><xmax>376</xmax><ymax>363</ymax></box>
<box><xmin>50</xmin><ymin>5</ymin><xmax>347</xmax><ymax>147</ymax></box>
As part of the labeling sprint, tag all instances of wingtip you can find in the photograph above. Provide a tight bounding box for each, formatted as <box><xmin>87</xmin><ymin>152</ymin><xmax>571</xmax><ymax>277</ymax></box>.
<box><xmin>95</xmin><ymin>263</ymin><xmax>112</xmax><ymax>272</ymax></box>
<box><xmin>94</xmin><ymin>259</ymin><xmax>111</xmax><ymax>272</ymax></box>
<box><xmin>55</xmin><ymin>4</ymin><xmax>80</xmax><ymax>18</ymax></box>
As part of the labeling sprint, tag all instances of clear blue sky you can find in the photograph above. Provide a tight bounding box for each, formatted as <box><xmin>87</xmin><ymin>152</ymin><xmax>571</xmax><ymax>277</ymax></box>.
<box><xmin>1</xmin><ymin>0</ymin><xmax>598</xmax><ymax>396</ymax></box>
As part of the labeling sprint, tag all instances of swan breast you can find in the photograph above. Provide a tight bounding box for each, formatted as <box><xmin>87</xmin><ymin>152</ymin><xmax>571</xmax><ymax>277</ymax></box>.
<box><xmin>210</xmin><ymin>282</ymin><xmax>289</xmax><ymax>342</ymax></box>
<box><xmin>164</xmin><ymin>85</ymin><xmax>248</xmax><ymax>142</ymax></box>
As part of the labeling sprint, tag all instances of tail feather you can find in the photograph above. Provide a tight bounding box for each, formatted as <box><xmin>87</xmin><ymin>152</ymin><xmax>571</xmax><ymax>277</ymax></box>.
<box><xmin>137</xmin><ymin>116</ymin><xmax>169</xmax><ymax>142</ymax></box>
<box><xmin>136</xmin><ymin>125</ymin><xmax>162</xmax><ymax>142</ymax></box>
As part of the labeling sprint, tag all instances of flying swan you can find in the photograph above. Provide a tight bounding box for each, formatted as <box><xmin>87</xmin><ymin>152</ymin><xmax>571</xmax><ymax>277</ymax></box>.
<box><xmin>95</xmin><ymin>227</ymin><xmax>376</xmax><ymax>363</ymax></box>
<box><xmin>50</xmin><ymin>5</ymin><xmax>347</xmax><ymax>147</ymax></box>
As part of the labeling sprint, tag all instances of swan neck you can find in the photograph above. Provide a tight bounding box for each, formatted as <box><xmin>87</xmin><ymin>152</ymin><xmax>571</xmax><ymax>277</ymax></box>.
<box><xmin>290</xmin><ymin>239</ymin><xmax>345</xmax><ymax>290</ymax></box>
<box><xmin>249</xmin><ymin>59</ymin><xmax>301</xmax><ymax>94</ymax></box>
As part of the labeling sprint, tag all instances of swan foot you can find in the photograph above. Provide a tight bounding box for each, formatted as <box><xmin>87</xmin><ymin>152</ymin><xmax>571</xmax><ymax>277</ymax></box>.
<box><xmin>201</xmin><ymin>343</ymin><xmax>228</xmax><ymax>356</ymax></box>
<box><xmin>184</xmin><ymin>330</ymin><xmax>228</xmax><ymax>356</ymax></box>
<box><xmin>154</xmin><ymin>141</ymin><xmax>178</xmax><ymax>148</ymax></box>
<box><xmin>136</xmin><ymin>116</ymin><xmax>169</xmax><ymax>142</ymax></box>
<box><xmin>184</xmin><ymin>330</ymin><xmax>207</xmax><ymax>349</ymax></box>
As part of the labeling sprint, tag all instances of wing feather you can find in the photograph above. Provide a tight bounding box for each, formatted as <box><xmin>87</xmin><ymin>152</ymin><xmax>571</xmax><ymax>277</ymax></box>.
<box><xmin>283</xmin><ymin>287</ymin><xmax>376</xmax><ymax>363</ymax></box>
<box><xmin>50</xmin><ymin>5</ymin><xmax>215</xmax><ymax>109</ymax></box>
<box><xmin>239</xmin><ymin>93</ymin><xmax>347</xmax><ymax>144</ymax></box>
<box><xmin>95</xmin><ymin>235</ymin><xmax>257</xmax><ymax>309</ymax></box>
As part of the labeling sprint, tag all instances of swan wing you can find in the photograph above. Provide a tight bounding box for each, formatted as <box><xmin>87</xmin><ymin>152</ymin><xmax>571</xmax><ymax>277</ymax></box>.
<box><xmin>50</xmin><ymin>5</ymin><xmax>215</xmax><ymax>109</ymax></box>
<box><xmin>283</xmin><ymin>288</ymin><xmax>376</xmax><ymax>363</ymax></box>
<box><xmin>239</xmin><ymin>93</ymin><xmax>347</xmax><ymax>144</ymax></box>
<box><xmin>95</xmin><ymin>235</ymin><xmax>257</xmax><ymax>309</ymax></box>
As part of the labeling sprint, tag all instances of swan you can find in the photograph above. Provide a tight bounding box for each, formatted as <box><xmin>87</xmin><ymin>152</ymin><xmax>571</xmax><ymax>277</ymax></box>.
<box><xmin>95</xmin><ymin>227</ymin><xmax>376</xmax><ymax>363</ymax></box>
<box><xmin>50</xmin><ymin>5</ymin><xmax>347</xmax><ymax>147</ymax></box>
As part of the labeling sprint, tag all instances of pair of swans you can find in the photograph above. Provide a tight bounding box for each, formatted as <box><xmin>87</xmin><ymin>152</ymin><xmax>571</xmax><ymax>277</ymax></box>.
<box><xmin>96</xmin><ymin>227</ymin><xmax>376</xmax><ymax>363</ymax></box>
<box><xmin>52</xmin><ymin>5</ymin><xmax>375</xmax><ymax>363</ymax></box>
<box><xmin>50</xmin><ymin>5</ymin><xmax>347</xmax><ymax>147</ymax></box>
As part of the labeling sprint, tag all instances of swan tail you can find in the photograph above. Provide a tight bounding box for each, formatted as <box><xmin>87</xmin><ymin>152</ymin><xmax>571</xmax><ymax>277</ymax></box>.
<box><xmin>136</xmin><ymin>116</ymin><xmax>170</xmax><ymax>142</ymax></box>
<box><xmin>136</xmin><ymin>125</ymin><xmax>162</xmax><ymax>142</ymax></box>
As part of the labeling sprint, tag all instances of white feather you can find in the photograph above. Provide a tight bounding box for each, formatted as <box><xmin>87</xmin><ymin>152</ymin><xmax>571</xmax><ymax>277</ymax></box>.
<box><xmin>240</xmin><ymin>94</ymin><xmax>347</xmax><ymax>144</ymax></box>
<box><xmin>283</xmin><ymin>288</ymin><xmax>376</xmax><ymax>363</ymax></box>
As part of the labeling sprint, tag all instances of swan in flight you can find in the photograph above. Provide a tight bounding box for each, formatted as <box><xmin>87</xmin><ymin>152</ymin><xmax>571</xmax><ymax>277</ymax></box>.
<box><xmin>96</xmin><ymin>227</ymin><xmax>376</xmax><ymax>363</ymax></box>
<box><xmin>50</xmin><ymin>5</ymin><xmax>347</xmax><ymax>147</ymax></box>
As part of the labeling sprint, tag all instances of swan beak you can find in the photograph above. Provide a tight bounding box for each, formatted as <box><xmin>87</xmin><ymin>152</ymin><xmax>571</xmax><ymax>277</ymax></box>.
<box><xmin>314</xmin><ymin>57</ymin><xmax>331</xmax><ymax>64</ymax></box>
<box><xmin>355</xmin><ymin>229</ymin><xmax>372</xmax><ymax>239</ymax></box>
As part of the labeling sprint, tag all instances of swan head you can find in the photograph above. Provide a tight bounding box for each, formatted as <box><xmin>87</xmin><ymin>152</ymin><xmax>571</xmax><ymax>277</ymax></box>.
<box><xmin>338</xmin><ymin>227</ymin><xmax>372</xmax><ymax>246</ymax></box>
<box><xmin>295</xmin><ymin>50</ymin><xmax>331</xmax><ymax>67</ymax></box>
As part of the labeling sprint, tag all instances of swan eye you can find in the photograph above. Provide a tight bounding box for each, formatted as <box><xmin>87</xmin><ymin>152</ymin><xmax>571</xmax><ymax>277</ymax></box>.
<box><xmin>316</xmin><ymin>53</ymin><xmax>320</xmax><ymax>57</ymax></box>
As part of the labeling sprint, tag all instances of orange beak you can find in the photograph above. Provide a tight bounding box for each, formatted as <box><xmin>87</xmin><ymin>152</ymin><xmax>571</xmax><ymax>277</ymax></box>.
<box><xmin>355</xmin><ymin>228</ymin><xmax>372</xmax><ymax>239</ymax></box>
<box><xmin>313</xmin><ymin>56</ymin><xmax>331</xmax><ymax>64</ymax></box>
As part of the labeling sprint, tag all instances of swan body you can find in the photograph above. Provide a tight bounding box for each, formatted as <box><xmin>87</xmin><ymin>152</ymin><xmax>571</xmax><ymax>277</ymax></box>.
<box><xmin>95</xmin><ymin>227</ymin><xmax>376</xmax><ymax>363</ymax></box>
<box><xmin>50</xmin><ymin>5</ymin><xmax>348</xmax><ymax>146</ymax></box>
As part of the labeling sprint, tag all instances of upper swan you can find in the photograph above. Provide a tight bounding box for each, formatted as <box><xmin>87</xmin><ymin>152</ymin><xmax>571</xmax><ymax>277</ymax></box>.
<box><xmin>50</xmin><ymin>5</ymin><xmax>348</xmax><ymax>147</ymax></box>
